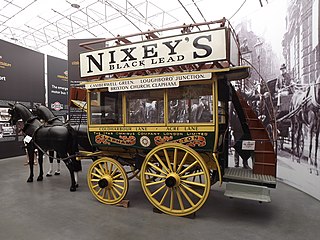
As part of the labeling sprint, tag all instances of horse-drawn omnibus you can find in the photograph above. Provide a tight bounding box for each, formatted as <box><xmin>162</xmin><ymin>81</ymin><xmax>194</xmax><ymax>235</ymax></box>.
<box><xmin>74</xmin><ymin>18</ymin><xmax>277</xmax><ymax>216</ymax></box>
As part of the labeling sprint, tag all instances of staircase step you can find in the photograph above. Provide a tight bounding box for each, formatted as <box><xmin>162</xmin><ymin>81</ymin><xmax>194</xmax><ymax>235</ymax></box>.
<box><xmin>255</xmin><ymin>150</ymin><xmax>275</xmax><ymax>154</ymax></box>
<box><xmin>254</xmin><ymin>141</ymin><xmax>274</xmax><ymax>151</ymax></box>
<box><xmin>249</xmin><ymin>130</ymin><xmax>270</xmax><ymax>139</ymax></box>
<box><xmin>247</xmin><ymin>120</ymin><xmax>264</xmax><ymax>128</ymax></box>
<box><xmin>253</xmin><ymin>164</ymin><xmax>276</xmax><ymax>176</ymax></box>
<box><xmin>254</xmin><ymin>153</ymin><xmax>276</xmax><ymax>164</ymax></box>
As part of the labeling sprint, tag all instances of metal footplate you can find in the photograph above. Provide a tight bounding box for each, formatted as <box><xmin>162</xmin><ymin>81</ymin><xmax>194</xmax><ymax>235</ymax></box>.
<box><xmin>223</xmin><ymin>167</ymin><xmax>276</xmax><ymax>202</ymax></box>
<box><xmin>224</xmin><ymin>182</ymin><xmax>271</xmax><ymax>202</ymax></box>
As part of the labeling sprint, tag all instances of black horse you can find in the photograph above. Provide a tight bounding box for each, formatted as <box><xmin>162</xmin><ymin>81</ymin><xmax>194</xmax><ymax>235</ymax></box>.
<box><xmin>8</xmin><ymin>103</ymin><xmax>79</xmax><ymax>191</ymax></box>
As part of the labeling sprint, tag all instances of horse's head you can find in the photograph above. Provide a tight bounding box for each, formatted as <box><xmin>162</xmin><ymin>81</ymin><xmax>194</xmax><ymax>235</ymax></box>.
<box><xmin>8</xmin><ymin>103</ymin><xmax>20</xmax><ymax>126</ymax></box>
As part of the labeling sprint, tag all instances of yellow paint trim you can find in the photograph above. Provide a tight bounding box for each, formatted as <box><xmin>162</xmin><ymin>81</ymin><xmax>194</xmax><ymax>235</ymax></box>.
<box><xmin>88</xmin><ymin>125</ymin><xmax>216</xmax><ymax>132</ymax></box>
<box><xmin>213</xmin><ymin>80</ymin><xmax>219</xmax><ymax>152</ymax></box>
<box><xmin>212</xmin><ymin>152</ymin><xmax>222</xmax><ymax>186</ymax></box>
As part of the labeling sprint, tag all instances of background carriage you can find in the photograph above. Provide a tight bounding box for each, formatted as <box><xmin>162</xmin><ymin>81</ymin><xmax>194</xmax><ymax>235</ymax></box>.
<box><xmin>267</xmin><ymin>74</ymin><xmax>320</xmax><ymax>172</ymax></box>
<box><xmin>266</xmin><ymin>78</ymin><xmax>293</xmax><ymax>151</ymax></box>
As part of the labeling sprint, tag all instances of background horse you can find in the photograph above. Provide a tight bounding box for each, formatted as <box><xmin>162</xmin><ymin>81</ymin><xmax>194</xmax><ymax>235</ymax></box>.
<box><xmin>289</xmin><ymin>77</ymin><xmax>320</xmax><ymax>171</ymax></box>
<box><xmin>8</xmin><ymin>103</ymin><xmax>79</xmax><ymax>191</ymax></box>
<box><xmin>307</xmin><ymin>76</ymin><xmax>320</xmax><ymax>171</ymax></box>
<box><xmin>33</xmin><ymin>104</ymin><xmax>61</xmax><ymax>177</ymax></box>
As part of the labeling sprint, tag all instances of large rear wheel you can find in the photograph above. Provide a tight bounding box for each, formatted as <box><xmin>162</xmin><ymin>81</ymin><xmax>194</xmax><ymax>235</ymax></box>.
<box><xmin>87</xmin><ymin>157</ymin><xmax>128</xmax><ymax>205</ymax></box>
<box><xmin>140</xmin><ymin>143</ymin><xmax>210</xmax><ymax>216</ymax></box>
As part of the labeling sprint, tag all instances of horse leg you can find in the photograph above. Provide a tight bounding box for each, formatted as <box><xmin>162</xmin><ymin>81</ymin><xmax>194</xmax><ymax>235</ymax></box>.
<box><xmin>63</xmin><ymin>157</ymin><xmax>77</xmax><ymax>192</ymax></box>
<box><xmin>55</xmin><ymin>157</ymin><xmax>61</xmax><ymax>175</ymax></box>
<box><xmin>37</xmin><ymin>151</ymin><xmax>44</xmax><ymax>181</ymax></box>
<box><xmin>46</xmin><ymin>151</ymin><xmax>54</xmax><ymax>177</ymax></box>
<box><xmin>315</xmin><ymin>127</ymin><xmax>319</xmax><ymax>169</ymax></box>
<box><xmin>26</xmin><ymin>144</ymin><xmax>34</xmax><ymax>182</ymax></box>
<box><xmin>297</xmin><ymin>122</ymin><xmax>303</xmax><ymax>163</ymax></box>
<box><xmin>308</xmin><ymin>123</ymin><xmax>314</xmax><ymax>166</ymax></box>
<box><xmin>291</xmin><ymin>120</ymin><xmax>295</xmax><ymax>162</ymax></box>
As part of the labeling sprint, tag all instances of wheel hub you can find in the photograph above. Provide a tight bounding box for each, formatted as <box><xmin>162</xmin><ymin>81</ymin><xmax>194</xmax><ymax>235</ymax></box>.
<box><xmin>98</xmin><ymin>175</ymin><xmax>113</xmax><ymax>189</ymax></box>
<box><xmin>165</xmin><ymin>173</ymin><xmax>180</xmax><ymax>188</ymax></box>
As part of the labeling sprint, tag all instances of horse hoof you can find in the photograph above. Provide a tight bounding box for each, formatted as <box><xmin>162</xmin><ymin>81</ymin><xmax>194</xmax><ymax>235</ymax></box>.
<box><xmin>37</xmin><ymin>176</ymin><xmax>43</xmax><ymax>181</ymax></box>
<box><xmin>54</xmin><ymin>172</ymin><xmax>60</xmax><ymax>176</ymax></box>
<box><xmin>27</xmin><ymin>178</ymin><xmax>33</xmax><ymax>182</ymax></box>
<box><xmin>70</xmin><ymin>187</ymin><xmax>77</xmax><ymax>192</ymax></box>
<box><xmin>46</xmin><ymin>173</ymin><xmax>52</xmax><ymax>177</ymax></box>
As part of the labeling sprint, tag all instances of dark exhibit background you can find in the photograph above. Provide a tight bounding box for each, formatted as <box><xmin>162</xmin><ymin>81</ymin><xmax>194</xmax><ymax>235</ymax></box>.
<box><xmin>0</xmin><ymin>39</ymin><xmax>45</xmax><ymax>158</ymax></box>
<box><xmin>47</xmin><ymin>55</ymin><xmax>68</xmax><ymax>122</ymax></box>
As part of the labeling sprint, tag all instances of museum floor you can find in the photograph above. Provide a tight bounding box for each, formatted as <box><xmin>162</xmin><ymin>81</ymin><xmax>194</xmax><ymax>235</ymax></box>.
<box><xmin>0</xmin><ymin>155</ymin><xmax>319</xmax><ymax>240</ymax></box>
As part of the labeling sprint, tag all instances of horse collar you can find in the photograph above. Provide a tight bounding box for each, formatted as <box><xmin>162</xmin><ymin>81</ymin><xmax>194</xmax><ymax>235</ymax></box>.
<box><xmin>22</xmin><ymin>116</ymin><xmax>40</xmax><ymax>132</ymax></box>
<box><xmin>26</xmin><ymin>116</ymin><xmax>39</xmax><ymax>124</ymax></box>
<box><xmin>48</xmin><ymin>116</ymin><xmax>60</xmax><ymax>124</ymax></box>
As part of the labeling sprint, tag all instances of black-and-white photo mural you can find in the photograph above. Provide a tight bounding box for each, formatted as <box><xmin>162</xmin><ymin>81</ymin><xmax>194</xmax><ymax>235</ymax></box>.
<box><xmin>230</xmin><ymin>0</ymin><xmax>319</xmax><ymax>200</ymax></box>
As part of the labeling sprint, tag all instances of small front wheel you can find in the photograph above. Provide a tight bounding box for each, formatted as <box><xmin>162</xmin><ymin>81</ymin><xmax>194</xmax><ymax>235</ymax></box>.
<box><xmin>87</xmin><ymin>157</ymin><xmax>128</xmax><ymax>205</ymax></box>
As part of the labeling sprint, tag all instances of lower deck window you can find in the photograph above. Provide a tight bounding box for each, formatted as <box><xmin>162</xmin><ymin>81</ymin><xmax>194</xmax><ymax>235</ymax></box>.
<box><xmin>168</xmin><ymin>84</ymin><xmax>213</xmax><ymax>123</ymax></box>
<box><xmin>126</xmin><ymin>89</ymin><xmax>164</xmax><ymax>124</ymax></box>
<box><xmin>90</xmin><ymin>91</ymin><xmax>122</xmax><ymax>124</ymax></box>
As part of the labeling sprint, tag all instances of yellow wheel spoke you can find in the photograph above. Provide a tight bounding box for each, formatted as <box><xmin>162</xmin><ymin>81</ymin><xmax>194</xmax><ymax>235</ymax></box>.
<box><xmin>181</xmin><ymin>171</ymin><xmax>204</xmax><ymax>179</ymax></box>
<box><xmin>144</xmin><ymin>172</ymin><xmax>166</xmax><ymax>179</ymax></box>
<box><xmin>163</xmin><ymin>148</ymin><xmax>173</xmax><ymax>172</ymax></box>
<box><xmin>98</xmin><ymin>164</ymin><xmax>105</xmax><ymax>175</ymax></box>
<box><xmin>112</xmin><ymin>186</ymin><xmax>122</xmax><ymax>197</ymax></box>
<box><xmin>170</xmin><ymin>188</ymin><xmax>174</xmax><ymax>210</ymax></box>
<box><xmin>92</xmin><ymin>184</ymin><xmax>99</xmax><ymax>188</ymax></box>
<box><xmin>93</xmin><ymin>166</ymin><xmax>104</xmax><ymax>176</ymax></box>
<box><xmin>110</xmin><ymin>167</ymin><xmax>118</xmax><ymax>177</ymax></box>
<box><xmin>154</xmin><ymin>154</ymin><xmax>170</xmax><ymax>174</ymax></box>
<box><xmin>109</xmin><ymin>162</ymin><xmax>114</xmax><ymax>174</ymax></box>
<box><xmin>90</xmin><ymin>178</ymin><xmax>100</xmax><ymax>182</ymax></box>
<box><xmin>112</xmin><ymin>172</ymin><xmax>122</xmax><ymax>179</ymax></box>
<box><xmin>113</xmin><ymin>183</ymin><xmax>124</xmax><ymax>190</ymax></box>
<box><xmin>102</xmin><ymin>188</ymin><xmax>107</xmax><ymax>199</ymax></box>
<box><xmin>181</xmin><ymin>184</ymin><xmax>203</xmax><ymax>199</ymax></box>
<box><xmin>159</xmin><ymin>188</ymin><xmax>169</xmax><ymax>205</ymax></box>
<box><xmin>150</xmin><ymin>184</ymin><xmax>166</xmax><ymax>197</ymax></box>
<box><xmin>104</xmin><ymin>162</ymin><xmax>109</xmax><ymax>174</ymax></box>
<box><xmin>173</xmin><ymin>148</ymin><xmax>178</xmax><ymax>171</ymax></box>
<box><xmin>176</xmin><ymin>152</ymin><xmax>188</xmax><ymax>173</ymax></box>
<box><xmin>95</xmin><ymin>188</ymin><xmax>102</xmax><ymax>195</ymax></box>
<box><xmin>146</xmin><ymin>179</ymin><xmax>165</xmax><ymax>187</ymax></box>
<box><xmin>179</xmin><ymin>161</ymin><xmax>198</xmax><ymax>175</ymax></box>
<box><xmin>147</xmin><ymin>162</ymin><xmax>167</xmax><ymax>175</ymax></box>
<box><xmin>91</xmin><ymin>172</ymin><xmax>101</xmax><ymax>179</ymax></box>
<box><xmin>179</xmin><ymin>186</ymin><xmax>195</xmax><ymax>207</ymax></box>
<box><xmin>113</xmin><ymin>179</ymin><xmax>125</xmax><ymax>183</ymax></box>
<box><xmin>181</xmin><ymin>179</ymin><xmax>206</xmax><ymax>188</ymax></box>
<box><xmin>176</xmin><ymin>188</ymin><xmax>185</xmax><ymax>211</ymax></box>
<box><xmin>110</xmin><ymin>188</ymin><xmax>117</xmax><ymax>199</ymax></box>
<box><xmin>107</xmin><ymin>189</ymin><xmax>111</xmax><ymax>199</ymax></box>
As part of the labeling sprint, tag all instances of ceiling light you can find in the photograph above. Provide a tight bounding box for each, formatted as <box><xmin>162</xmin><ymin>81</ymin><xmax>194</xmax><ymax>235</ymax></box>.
<box><xmin>71</xmin><ymin>3</ymin><xmax>80</xmax><ymax>8</ymax></box>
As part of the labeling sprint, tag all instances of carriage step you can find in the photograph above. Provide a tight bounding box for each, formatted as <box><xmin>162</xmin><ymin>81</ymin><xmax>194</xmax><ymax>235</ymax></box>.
<box><xmin>223</xmin><ymin>167</ymin><xmax>276</xmax><ymax>187</ymax></box>
<box><xmin>224</xmin><ymin>182</ymin><xmax>271</xmax><ymax>202</ymax></box>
